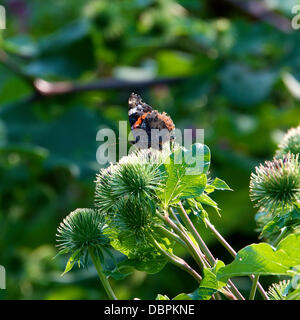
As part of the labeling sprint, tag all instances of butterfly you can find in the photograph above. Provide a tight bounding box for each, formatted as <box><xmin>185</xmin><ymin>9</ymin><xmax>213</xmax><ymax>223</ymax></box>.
<box><xmin>128</xmin><ymin>93</ymin><xmax>175</xmax><ymax>149</ymax></box>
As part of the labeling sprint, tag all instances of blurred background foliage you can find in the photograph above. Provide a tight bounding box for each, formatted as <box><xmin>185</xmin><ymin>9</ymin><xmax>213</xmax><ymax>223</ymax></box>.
<box><xmin>0</xmin><ymin>0</ymin><xmax>300</xmax><ymax>300</ymax></box>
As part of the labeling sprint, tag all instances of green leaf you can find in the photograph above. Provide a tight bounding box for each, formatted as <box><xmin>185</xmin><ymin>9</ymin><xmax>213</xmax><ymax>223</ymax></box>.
<box><xmin>0</xmin><ymin>66</ymin><xmax>33</xmax><ymax>104</ymax></box>
<box><xmin>173</xmin><ymin>260</ymin><xmax>226</xmax><ymax>300</ymax></box>
<box><xmin>0</xmin><ymin>102</ymin><xmax>103</xmax><ymax>177</ymax></box>
<box><xmin>184</xmin><ymin>199</ymin><xmax>210</xmax><ymax>224</ymax></box>
<box><xmin>101</xmin><ymin>249</ymin><xmax>132</xmax><ymax>280</ymax></box>
<box><xmin>184</xmin><ymin>143</ymin><xmax>211</xmax><ymax>175</ymax></box>
<box><xmin>155</xmin><ymin>294</ymin><xmax>170</xmax><ymax>300</ymax></box>
<box><xmin>196</xmin><ymin>194</ymin><xmax>220</xmax><ymax>215</ymax></box>
<box><xmin>3</xmin><ymin>35</ymin><xmax>39</xmax><ymax>57</ymax></box>
<box><xmin>205</xmin><ymin>178</ymin><xmax>232</xmax><ymax>194</ymax></box>
<box><xmin>62</xmin><ymin>250</ymin><xmax>81</xmax><ymax>276</ymax></box>
<box><xmin>160</xmin><ymin>144</ymin><xmax>209</xmax><ymax>206</ymax></box>
<box><xmin>261</xmin><ymin>209</ymin><xmax>300</xmax><ymax>239</ymax></box>
<box><xmin>286</xmin><ymin>288</ymin><xmax>300</xmax><ymax>300</ymax></box>
<box><xmin>172</xmin><ymin>293</ymin><xmax>195</xmax><ymax>300</ymax></box>
<box><xmin>217</xmin><ymin>233</ymin><xmax>300</xmax><ymax>282</ymax></box>
<box><xmin>156</xmin><ymin>50</ymin><xmax>194</xmax><ymax>77</ymax></box>
<box><xmin>25</xmin><ymin>20</ymin><xmax>95</xmax><ymax>79</ymax></box>
<box><xmin>103</xmin><ymin>268</ymin><xmax>132</xmax><ymax>280</ymax></box>
<box><xmin>108</xmin><ymin>230</ymin><xmax>174</xmax><ymax>274</ymax></box>
<box><xmin>220</xmin><ymin>63</ymin><xmax>277</xmax><ymax>107</ymax></box>
<box><xmin>118</xmin><ymin>255</ymin><xmax>169</xmax><ymax>275</ymax></box>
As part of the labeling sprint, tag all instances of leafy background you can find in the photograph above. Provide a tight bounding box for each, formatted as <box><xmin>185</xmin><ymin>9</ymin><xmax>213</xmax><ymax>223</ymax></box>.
<box><xmin>1</xmin><ymin>0</ymin><xmax>300</xmax><ymax>299</ymax></box>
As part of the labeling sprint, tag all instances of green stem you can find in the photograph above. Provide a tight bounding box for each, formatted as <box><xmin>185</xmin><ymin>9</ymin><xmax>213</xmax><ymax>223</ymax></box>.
<box><xmin>178</xmin><ymin>202</ymin><xmax>245</xmax><ymax>300</ymax></box>
<box><xmin>272</xmin><ymin>227</ymin><xmax>288</xmax><ymax>247</ymax></box>
<box><xmin>157</xmin><ymin>218</ymin><xmax>230</xmax><ymax>301</ymax></box>
<box><xmin>249</xmin><ymin>275</ymin><xmax>259</xmax><ymax>300</ymax></box>
<box><xmin>204</xmin><ymin>217</ymin><xmax>269</xmax><ymax>300</ymax></box>
<box><xmin>249</xmin><ymin>227</ymin><xmax>288</xmax><ymax>301</ymax></box>
<box><xmin>147</xmin><ymin>232</ymin><xmax>202</xmax><ymax>283</ymax></box>
<box><xmin>169</xmin><ymin>209</ymin><xmax>209</xmax><ymax>267</ymax></box>
<box><xmin>178</xmin><ymin>202</ymin><xmax>215</xmax><ymax>265</ymax></box>
<box><xmin>155</xmin><ymin>225</ymin><xmax>190</xmax><ymax>250</ymax></box>
<box><xmin>157</xmin><ymin>210</ymin><xmax>207</xmax><ymax>269</ymax></box>
<box><xmin>204</xmin><ymin>218</ymin><xmax>236</xmax><ymax>257</ymax></box>
<box><xmin>88</xmin><ymin>248</ymin><xmax>118</xmax><ymax>300</ymax></box>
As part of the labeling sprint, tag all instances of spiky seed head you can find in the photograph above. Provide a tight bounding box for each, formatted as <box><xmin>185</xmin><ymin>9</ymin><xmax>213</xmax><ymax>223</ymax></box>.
<box><xmin>276</xmin><ymin>125</ymin><xmax>300</xmax><ymax>159</ymax></box>
<box><xmin>250</xmin><ymin>154</ymin><xmax>300</xmax><ymax>212</ymax></box>
<box><xmin>95</xmin><ymin>165</ymin><xmax>119</xmax><ymax>213</ymax></box>
<box><xmin>56</xmin><ymin>208</ymin><xmax>110</xmax><ymax>267</ymax></box>
<box><xmin>267</xmin><ymin>280</ymin><xmax>291</xmax><ymax>300</ymax></box>
<box><xmin>95</xmin><ymin>148</ymin><xmax>167</xmax><ymax>213</ymax></box>
<box><xmin>112</xmin><ymin>198</ymin><xmax>155</xmax><ymax>238</ymax></box>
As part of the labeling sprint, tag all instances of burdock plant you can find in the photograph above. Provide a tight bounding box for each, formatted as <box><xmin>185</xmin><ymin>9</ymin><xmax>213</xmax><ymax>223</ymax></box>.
<box><xmin>248</xmin><ymin>125</ymin><xmax>300</xmax><ymax>301</ymax></box>
<box><xmin>267</xmin><ymin>280</ymin><xmax>291</xmax><ymax>300</ymax></box>
<box><xmin>56</xmin><ymin>124</ymin><xmax>300</xmax><ymax>300</ymax></box>
<box><xmin>276</xmin><ymin>125</ymin><xmax>300</xmax><ymax>159</ymax></box>
<box><xmin>95</xmin><ymin>148</ymin><xmax>166</xmax><ymax>213</ymax></box>
<box><xmin>95</xmin><ymin>147</ymin><xmax>200</xmax><ymax>278</ymax></box>
<box><xmin>56</xmin><ymin>208</ymin><xmax>117</xmax><ymax>300</ymax></box>
<box><xmin>250</xmin><ymin>154</ymin><xmax>300</xmax><ymax>212</ymax></box>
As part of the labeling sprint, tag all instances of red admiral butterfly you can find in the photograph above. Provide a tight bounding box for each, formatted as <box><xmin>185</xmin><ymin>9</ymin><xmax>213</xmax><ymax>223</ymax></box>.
<box><xmin>128</xmin><ymin>93</ymin><xmax>175</xmax><ymax>149</ymax></box>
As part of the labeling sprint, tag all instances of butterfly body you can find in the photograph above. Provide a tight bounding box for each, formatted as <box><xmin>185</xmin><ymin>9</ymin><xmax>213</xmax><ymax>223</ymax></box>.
<box><xmin>128</xmin><ymin>93</ymin><xmax>175</xmax><ymax>149</ymax></box>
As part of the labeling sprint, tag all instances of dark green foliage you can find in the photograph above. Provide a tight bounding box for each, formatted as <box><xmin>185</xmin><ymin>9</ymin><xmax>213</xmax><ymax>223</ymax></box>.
<box><xmin>1</xmin><ymin>0</ymin><xmax>300</xmax><ymax>299</ymax></box>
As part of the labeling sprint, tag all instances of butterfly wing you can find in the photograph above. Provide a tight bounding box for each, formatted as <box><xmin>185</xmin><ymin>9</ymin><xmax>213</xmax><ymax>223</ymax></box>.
<box><xmin>128</xmin><ymin>93</ymin><xmax>175</xmax><ymax>149</ymax></box>
<box><xmin>128</xmin><ymin>93</ymin><xmax>152</xmax><ymax>128</ymax></box>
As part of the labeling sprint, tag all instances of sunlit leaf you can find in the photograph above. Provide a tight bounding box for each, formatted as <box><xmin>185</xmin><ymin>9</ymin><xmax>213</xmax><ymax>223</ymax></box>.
<box><xmin>217</xmin><ymin>233</ymin><xmax>300</xmax><ymax>282</ymax></box>
<box><xmin>205</xmin><ymin>178</ymin><xmax>232</xmax><ymax>194</ymax></box>
<box><xmin>159</xmin><ymin>144</ymin><xmax>209</xmax><ymax>207</ymax></box>
<box><xmin>173</xmin><ymin>260</ymin><xmax>226</xmax><ymax>300</ymax></box>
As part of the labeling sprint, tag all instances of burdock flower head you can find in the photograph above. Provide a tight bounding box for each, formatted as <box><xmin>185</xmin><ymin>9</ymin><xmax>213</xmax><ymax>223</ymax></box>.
<box><xmin>276</xmin><ymin>125</ymin><xmax>300</xmax><ymax>159</ymax></box>
<box><xmin>105</xmin><ymin>198</ymin><xmax>161</xmax><ymax>260</ymax></box>
<box><xmin>250</xmin><ymin>154</ymin><xmax>300</xmax><ymax>213</ymax></box>
<box><xmin>267</xmin><ymin>280</ymin><xmax>291</xmax><ymax>300</ymax></box>
<box><xmin>95</xmin><ymin>148</ymin><xmax>168</xmax><ymax>213</ymax></box>
<box><xmin>94</xmin><ymin>148</ymin><xmax>174</xmax><ymax>271</ymax></box>
<box><xmin>56</xmin><ymin>208</ymin><xmax>110</xmax><ymax>271</ymax></box>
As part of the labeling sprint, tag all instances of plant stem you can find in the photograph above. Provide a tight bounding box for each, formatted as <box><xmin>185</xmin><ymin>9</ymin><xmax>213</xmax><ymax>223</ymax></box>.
<box><xmin>155</xmin><ymin>225</ymin><xmax>190</xmax><ymax>250</ymax></box>
<box><xmin>177</xmin><ymin>202</ymin><xmax>245</xmax><ymax>300</ymax></box>
<box><xmin>204</xmin><ymin>217</ymin><xmax>269</xmax><ymax>300</ymax></box>
<box><xmin>155</xmin><ymin>224</ymin><xmax>206</xmax><ymax>270</ymax></box>
<box><xmin>248</xmin><ymin>227</ymin><xmax>289</xmax><ymax>301</ymax></box>
<box><xmin>169</xmin><ymin>209</ymin><xmax>209</xmax><ymax>267</ymax></box>
<box><xmin>272</xmin><ymin>227</ymin><xmax>288</xmax><ymax>247</ymax></box>
<box><xmin>88</xmin><ymin>248</ymin><xmax>118</xmax><ymax>300</ymax></box>
<box><xmin>178</xmin><ymin>202</ymin><xmax>216</xmax><ymax>265</ymax></box>
<box><xmin>249</xmin><ymin>275</ymin><xmax>259</xmax><ymax>300</ymax></box>
<box><xmin>204</xmin><ymin>218</ymin><xmax>236</xmax><ymax>257</ymax></box>
<box><xmin>147</xmin><ymin>233</ymin><xmax>202</xmax><ymax>283</ymax></box>
<box><xmin>157</xmin><ymin>210</ymin><xmax>207</xmax><ymax>270</ymax></box>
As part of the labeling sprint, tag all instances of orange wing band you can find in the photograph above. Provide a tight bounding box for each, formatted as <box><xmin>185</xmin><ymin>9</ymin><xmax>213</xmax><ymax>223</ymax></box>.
<box><xmin>133</xmin><ymin>113</ymin><xmax>149</xmax><ymax>129</ymax></box>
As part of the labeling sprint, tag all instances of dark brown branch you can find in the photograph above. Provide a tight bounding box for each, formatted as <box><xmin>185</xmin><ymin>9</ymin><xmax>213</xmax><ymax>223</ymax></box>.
<box><xmin>0</xmin><ymin>48</ymin><xmax>186</xmax><ymax>100</ymax></box>
<box><xmin>0</xmin><ymin>48</ymin><xmax>185</xmax><ymax>97</ymax></box>
<box><xmin>224</xmin><ymin>0</ymin><xmax>293</xmax><ymax>33</ymax></box>
<box><xmin>33</xmin><ymin>77</ymin><xmax>186</xmax><ymax>97</ymax></box>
